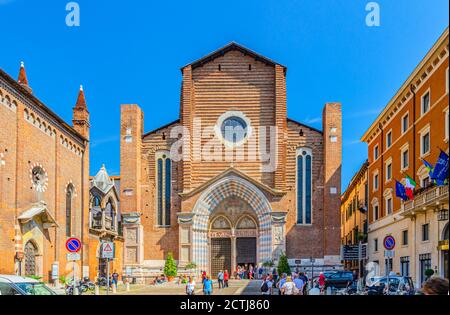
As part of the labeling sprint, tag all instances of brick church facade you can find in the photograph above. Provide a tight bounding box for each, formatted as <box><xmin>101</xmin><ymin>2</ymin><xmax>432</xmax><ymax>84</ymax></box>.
<box><xmin>120</xmin><ymin>43</ymin><xmax>343</xmax><ymax>278</ymax></box>
<box><xmin>0</xmin><ymin>63</ymin><xmax>90</xmax><ymax>282</ymax></box>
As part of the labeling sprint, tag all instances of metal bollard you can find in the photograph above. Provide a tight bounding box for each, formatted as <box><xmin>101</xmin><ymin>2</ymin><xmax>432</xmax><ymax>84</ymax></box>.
<box><xmin>95</xmin><ymin>285</ymin><xmax>100</xmax><ymax>295</ymax></box>
<box><xmin>73</xmin><ymin>286</ymin><xmax>79</xmax><ymax>295</ymax></box>
<box><xmin>112</xmin><ymin>284</ymin><xmax>117</xmax><ymax>294</ymax></box>
<box><xmin>126</xmin><ymin>282</ymin><xmax>130</xmax><ymax>292</ymax></box>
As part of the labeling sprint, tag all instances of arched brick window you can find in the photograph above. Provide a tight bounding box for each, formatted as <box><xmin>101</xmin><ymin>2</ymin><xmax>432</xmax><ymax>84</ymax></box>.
<box><xmin>156</xmin><ymin>151</ymin><xmax>171</xmax><ymax>226</ymax></box>
<box><xmin>297</xmin><ymin>147</ymin><xmax>312</xmax><ymax>224</ymax></box>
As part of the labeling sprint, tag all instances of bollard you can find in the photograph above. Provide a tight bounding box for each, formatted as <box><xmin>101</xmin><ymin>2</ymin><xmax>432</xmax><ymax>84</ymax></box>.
<box><xmin>95</xmin><ymin>285</ymin><xmax>100</xmax><ymax>295</ymax></box>
<box><xmin>112</xmin><ymin>284</ymin><xmax>117</xmax><ymax>294</ymax></box>
<box><xmin>73</xmin><ymin>286</ymin><xmax>79</xmax><ymax>296</ymax></box>
<box><xmin>326</xmin><ymin>287</ymin><xmax>332</xmax><ymax>296</ymax></box>
<box><xmin>126</xmin><ymin>282</ymin><xmax>130</xmax><ymax>292</ymax></box>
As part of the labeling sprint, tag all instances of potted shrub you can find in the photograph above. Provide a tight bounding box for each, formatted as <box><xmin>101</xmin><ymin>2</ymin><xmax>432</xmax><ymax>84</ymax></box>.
<box><xmin>424</xmin><ymin>269</ymin><xmax>435</xmax><ymax>280</ymax></box>
<box><xmin>277</xmin><ymin>253</ymin><xmax>291</xmax><ymax>275</ymax></box>
<box><xmin>185</xmin><ymin>262</ymin><xmax>197</xmax><ymax>270</ymax></box>
<box><xmin>164</xmin><ymin>252</ymin><xmax>178</xmax><ymax>282</ymax></box>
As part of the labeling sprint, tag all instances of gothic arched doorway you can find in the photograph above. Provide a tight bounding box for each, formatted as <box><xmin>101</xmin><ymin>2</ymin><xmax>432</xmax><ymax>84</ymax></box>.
<box><xmin>208</xmin><ymin>197</ymin><xmax>259</xmax><ymax>277</ymax></box>
<box><xmin>24</xmin><ymin>241</ymin><xmax>38</xmax><ymax>276</ymax></box>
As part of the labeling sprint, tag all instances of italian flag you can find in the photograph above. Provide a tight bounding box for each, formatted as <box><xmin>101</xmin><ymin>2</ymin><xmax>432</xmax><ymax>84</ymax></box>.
<box><xmin>405</xmin><ymin>175</ymin><xmax>416</xmax><ymax>200</ymax></box>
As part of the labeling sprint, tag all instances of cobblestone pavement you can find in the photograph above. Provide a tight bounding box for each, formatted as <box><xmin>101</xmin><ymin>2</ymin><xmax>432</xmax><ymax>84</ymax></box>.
<box><xmin>100</xmin><ymin>280</ymin><xmax>264</xmax><ymax>295</ymax></box>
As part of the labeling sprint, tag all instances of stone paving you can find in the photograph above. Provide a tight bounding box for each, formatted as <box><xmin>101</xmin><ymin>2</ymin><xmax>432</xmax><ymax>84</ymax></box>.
<box><xmin>100</xmin><ymin>280</ymin><xmax>264</xmax><ymax>295</ymax></box>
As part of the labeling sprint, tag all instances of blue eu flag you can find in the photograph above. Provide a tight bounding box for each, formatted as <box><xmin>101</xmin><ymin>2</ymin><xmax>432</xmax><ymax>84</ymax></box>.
<box><xmin>433</xmin><ymin>150</ymin><xmax>449</xmax><ymax>185</ymax></box>
<box><xmin>395</xmin><ymin>181</ymin><xmax>408</xmax><ymax>201</ymax></box>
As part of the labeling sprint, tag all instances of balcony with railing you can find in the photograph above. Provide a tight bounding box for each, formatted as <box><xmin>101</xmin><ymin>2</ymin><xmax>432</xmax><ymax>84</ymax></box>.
<box><xmin>89</xmin><ymin>210</ymin><xmax>117</xmax><ymax>235</ymax></box>
<box><xmin>402</xmin><ymin>184</ymin><xmax>449</xmax><ymax>217</ymax></box>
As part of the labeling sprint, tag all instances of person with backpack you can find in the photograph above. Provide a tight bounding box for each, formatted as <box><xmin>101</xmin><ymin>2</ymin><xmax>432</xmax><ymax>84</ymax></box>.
<box><xmin>261</xmin><ymin>275</ymin><xmax>273</xmax><ymax>295</ymax></box>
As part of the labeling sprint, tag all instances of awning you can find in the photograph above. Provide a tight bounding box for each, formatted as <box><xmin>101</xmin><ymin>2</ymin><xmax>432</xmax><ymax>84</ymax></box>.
<box><xmin>18</xmin><ymin>201</ymin><xmax>59</xmax><ymax>228</ymax></box>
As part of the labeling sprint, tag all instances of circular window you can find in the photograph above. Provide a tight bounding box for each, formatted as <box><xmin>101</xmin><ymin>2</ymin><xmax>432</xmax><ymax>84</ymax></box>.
<box><xmin>215</xmin><ymin>111</ymin><xmax>252</xmax><ymax>147</ymax></box>
<box><xmin>221</xmin><ymin>116</ymin><xmax>248</xmax><ymax>144</ymax></box>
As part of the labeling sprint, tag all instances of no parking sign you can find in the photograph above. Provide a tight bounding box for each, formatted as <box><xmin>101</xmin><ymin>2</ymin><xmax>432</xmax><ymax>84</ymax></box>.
<box><xmin>383</xmin><ymin>235</ymin><xmax>396</xmax><ymax>251</ymax></box>
<box><xmin>66</xmin><ymin>237</ymin><xmax>82</xmax><ymax>253</ymax></box>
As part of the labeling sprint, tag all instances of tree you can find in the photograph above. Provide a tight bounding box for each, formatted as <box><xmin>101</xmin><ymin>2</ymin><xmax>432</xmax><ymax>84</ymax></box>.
<box><xmin>164</xmin><ymin>252</ymin><xmax>178</xmax><ymax>277</ymax></box>
<box><xmin>277</xmin><ymin>253</ymin><xmax>291</xmax><ymax>275</ymax></box>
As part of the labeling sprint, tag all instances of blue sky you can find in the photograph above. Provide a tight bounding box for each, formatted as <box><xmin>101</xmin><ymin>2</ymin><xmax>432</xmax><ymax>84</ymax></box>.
<box><xmin>0</xmin><ymin>0</ymin><xmax>448</xmax><ymax>190</ymax></box>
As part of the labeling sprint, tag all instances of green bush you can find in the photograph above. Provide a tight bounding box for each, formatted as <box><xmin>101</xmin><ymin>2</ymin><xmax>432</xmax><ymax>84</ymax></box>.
<box><xmin>424</xmin><ymin>269</ymin><xmax>435</xmax><ymax>278</ymax></box>
<box><xmin>164</xmin><ymin>252</ymin><xmax>178</xmax><ymax>277</ymax></box>
<box><xmin>277</xmin><ymin>253</ymin><xmax>291</xmax><ymax>275</ymax></box>
<box><xmin>185</xmin><ymin>262</ymin><xmax>197</xmax><ymax>270</ymax></box>
<box><xmin>262</xmin><ymin>260</ymin><xmax>274</xmax><ymax>267</ymax></box>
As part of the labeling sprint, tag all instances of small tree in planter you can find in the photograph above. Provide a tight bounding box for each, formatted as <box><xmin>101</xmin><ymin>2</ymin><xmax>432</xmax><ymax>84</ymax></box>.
<box><xmin>164</xmin><ymin>252</ymin><xmax>178</xmax><ymax>281</ymax></box>
<box><xmin>277</xmin><ymin>253</ymin><xmax>291</xmax><ymax>276</ymax></box>
<box><xmin>424</xmin><ymin>269</ymin><xmax>435</xmax><ymax>280</ymax></box>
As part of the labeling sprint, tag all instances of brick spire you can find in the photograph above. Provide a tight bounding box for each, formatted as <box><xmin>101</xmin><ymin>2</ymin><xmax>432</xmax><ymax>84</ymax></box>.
<box><xmin>72</xmin><ymin>85</ymin><xmax>90</xmax><ymax>139</ymax></box>
<box><xmin>75</xmin><ymin>85</ymin><xmax>87</xmax><ymax>109</ymax></box>
<box><xmin>18</xmin><ymin>61</ymin><xmax>32</xmax><ymax>93</ymax></box>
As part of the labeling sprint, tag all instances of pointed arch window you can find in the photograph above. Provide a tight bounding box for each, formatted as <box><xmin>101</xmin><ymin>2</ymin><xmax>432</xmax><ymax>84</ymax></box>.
<box><xmin>156</xmin><ymin>151</ymin><xmax>171</xmax><ymax>226</ymax></box>
<box><xmin>297</xmin><ymin>148</ymin><xmax>312</xmax><ymax>224</ymax></box>
<box><xmin>105</xmin><ymin>198</ymin><xmax>116</xmax><ymax>231</ymax></box>
<box><xmin>66</xmin><ymin>184</ymin><xmax>74</xmax><ymax>236</ymax></box>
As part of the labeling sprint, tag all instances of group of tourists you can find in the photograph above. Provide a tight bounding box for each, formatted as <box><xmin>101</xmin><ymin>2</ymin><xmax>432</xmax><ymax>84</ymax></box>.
<box><xmin>260</xmin><ymin>270</ymin><xmax>311</xmax><ymax>295</ymax></box>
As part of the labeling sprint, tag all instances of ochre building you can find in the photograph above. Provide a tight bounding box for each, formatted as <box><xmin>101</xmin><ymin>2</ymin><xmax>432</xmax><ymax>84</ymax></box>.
<box><xmin>119</xmin><ymin>43</ymin><xmax>343</xmax><ymax>279</ymax></box>
<box><xmin>0</xmin><ymin>63</ymin><xmax>90</xmax><ymax>282</ymax></box>
<box><xmin>362</xmin><ymin>29</ymin><xmax>449</xmax><ymax>287</ymax></box>
<box><xmin>340</xmin><ymin>160</ymin><xmax>369</xmax><ymax>273</ymax></box>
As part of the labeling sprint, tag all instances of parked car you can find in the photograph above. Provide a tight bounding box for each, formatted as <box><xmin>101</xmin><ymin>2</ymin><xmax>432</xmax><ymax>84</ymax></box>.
<box><xmin>312</xmin><ymin>271</ymin><xmax>354</xmax><ymax>289</ymax></box>
<box><xmin>0</xmin><ymin>275</ymin><xmax>57</xmax><ymax>295</ymax></box>
<box><xmin>365</xmin><ymin>275</ymin><xmax>415</xmax><ymax>295</ymax></box>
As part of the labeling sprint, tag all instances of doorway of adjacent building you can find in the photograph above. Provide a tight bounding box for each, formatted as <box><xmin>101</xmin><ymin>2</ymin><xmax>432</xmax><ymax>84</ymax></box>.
<box><xmin>236</xmin><ymin>237</ymin><xmax>257</xmax><ymax>268</ymax></box>
<box><xmin>24</xmin><ymin>241</ymin><xmax>37</xmax><ymax>276</ymax></box>
<box><xmin>210</xmin><ymin>238</ymin><xmax>231</xmax><ymax>277</ymax></box>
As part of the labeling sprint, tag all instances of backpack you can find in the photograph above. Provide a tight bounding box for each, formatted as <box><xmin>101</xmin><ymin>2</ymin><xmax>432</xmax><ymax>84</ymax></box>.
<box><xmin>261</xmin><ymin>281</ymin><xmax>269</xmax><ymax>293</ymax></box>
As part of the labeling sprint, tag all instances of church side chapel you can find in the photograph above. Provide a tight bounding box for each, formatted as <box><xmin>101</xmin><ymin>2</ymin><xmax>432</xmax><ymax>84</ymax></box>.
<box><xmin>120</xmin><ymin>43</ymin><xmax>342</xmax><ymax>279</ymax></box>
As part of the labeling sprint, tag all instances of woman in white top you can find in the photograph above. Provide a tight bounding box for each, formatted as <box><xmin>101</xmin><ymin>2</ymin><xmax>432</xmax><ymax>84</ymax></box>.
<box><xmin>186</xmin><ymin>277</ymin><xmax>196</xmax><ymax>295</ymax></box>
<box><xmin>281</xmin><ymin>276</ymin><xmax>299</xmax><ymax>295</ymax></box>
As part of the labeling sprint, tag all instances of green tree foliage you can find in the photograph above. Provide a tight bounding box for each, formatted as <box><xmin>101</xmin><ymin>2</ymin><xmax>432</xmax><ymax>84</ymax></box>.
<box><xmin>164</xmin><ymin>252</ymin><xmax>178</xmax><ymax>277</ymax></box>
<box><xmin>277</xmin><ymin>253</ymin><xmax>291</xmax><ymax>275</ymax></box>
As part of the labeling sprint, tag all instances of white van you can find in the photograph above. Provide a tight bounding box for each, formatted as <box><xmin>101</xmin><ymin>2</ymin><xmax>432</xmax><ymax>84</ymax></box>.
<box><xmin>0</xmin><ymin>275</ymin><xmax>57</xmax><ymax>295</ymax></box>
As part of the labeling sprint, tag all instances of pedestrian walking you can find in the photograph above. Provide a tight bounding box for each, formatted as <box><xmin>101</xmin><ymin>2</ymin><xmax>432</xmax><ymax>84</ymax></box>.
<box><xmin>224</xmin><ymin>270</ymin><xmax>229</xmax><ymax>288</ymax></box>
<box><xmin>203</xmin><ymin>275</ymin><xmax>213</xmax><ymax>295</ymax></box>
<box><xmin>318</xmin><ymin>272</ymin><xmax>326</xmax><ymax>294</ymax></box>
<box><xmin>281</xmin><ymin>276</ymin><xmax>299</xmax><ymax>295</ymax></box>
<box><xmin>111</xmin><ymin>270</ymin><xmax>119</xmax><ymax>289</ymax></box>
<box><xmin>186</xmin><ymin>277</ymin><xmax>196</xmax><ymax>295</ymax></box>
<box><xmin>299</xmin><ymin>272</ymin><xmax>308</xmax><ymax>295</ymax></box>
<box><xmin>293</xmin><ymin>274</ymin><xmax>305</xmax><ymax>295</ymax></box>
<box><xmin>261</xmin><ymin>275</ymin><xmax>274</xmax><ymax>295</ymax></box>
<box><xmin>217</xmin><ymin>270</ymin><xmax>224</xmax><ymax>289</ymax></box>
<box><xmin>277</xmin><ymin>273</ymin><xmax>287</xmax><ymax>295</ymax></box>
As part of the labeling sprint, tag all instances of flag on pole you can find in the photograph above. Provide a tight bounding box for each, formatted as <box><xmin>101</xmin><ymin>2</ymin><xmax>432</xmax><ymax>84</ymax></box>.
<box><xmin>421</xmin><ymin>158</ymin><xmax>435</xmax><ymax>179</ymax></box>
<box><xmin>395</xmin><ymin>180</ymin><xmax>408</xmax><ymax>201</ymax></box>
<box><xmin>405</xmin><ymin>175</ymin><xmax>416</xmax><ymax>200</ymax></box>
<box><xmin>432</xmin><ymin>150</ymin><xmax>449</xmax><ymax>185</ymax></box>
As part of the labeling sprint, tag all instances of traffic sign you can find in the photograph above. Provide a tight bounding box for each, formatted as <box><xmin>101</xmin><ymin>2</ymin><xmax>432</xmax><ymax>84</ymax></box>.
<box><xmin>383</xmin><ymin>235</ymin><xmax>396</xmax><ymax>250</ymax></box>
<box><xmin>67</xmin><ymin>253</ymin><xmax>81</xmax><ymax>261</ymax></box>
<box><xmin>101</xmin><ymin>242</ymin><xmax>114</xmax><ymax>259</ymax></box>
<box><xmin>66</xmin><ymin>238</ymin><xmax>82</xmax><ymax>253</ymax></box>
<box><xmin>384</xmin><ymin>250</ymin><xmax>395</xmax><ymax>258</ymax></box>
